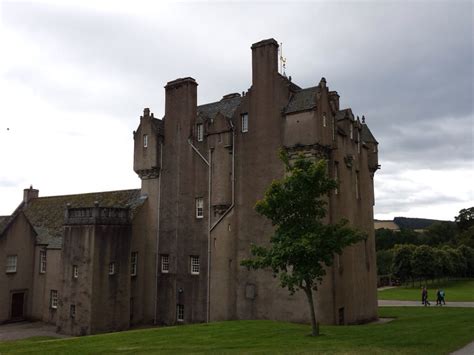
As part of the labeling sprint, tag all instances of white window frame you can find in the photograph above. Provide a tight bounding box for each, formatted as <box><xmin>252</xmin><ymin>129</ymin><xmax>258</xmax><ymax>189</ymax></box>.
<box><xmin>241</xmin><ymin>113</ymin><xmax>248</xmax><ymax>133</ymax></box>
<box><xmin>39</xmin><ymin>250</ymin><xmax>46</xmax><ymax>274</ymax></box>
<box><xmin>190</xmin><ymin>256</ymin><xmax>200</xmax><ymax>275</ymax></box>
<box><xmin>143</xmin><ymin>134</ymin><xmax>148</xmax><ymax>148</ymax></box>
<box><xmin>50</xmin><ymin>290</ymin><xmax>58</xmax><ymax>309</ymax></box>
<box><xmin>197</xmin><ymin>123</ymin><xmax>204</xmax><ymax>142</ymax></box>
<box><xmin>161</xmin><ymin>255</ymin><xmax>169</xmax><ymax>273</ymax></box>
<box><xmin>177</xmin><ymin>304</ymin><xmax>184</xmax><ymax>322</ymax></box>
<box><xmin>6</xmin><ymin>255</ymin><xmax>17</xmax><ymax>273</ymax></box>
<box><xmin>195</xmin><ymin>198</ymin><xmax>204</xmax><ymax>219</ymax></box>
<box><xmin>131</xmin><ymin>252</ymin><xmax>138</xmax><ymax>276</ymax></box>
<box><xmin>109</xmin><ymin>262</ymin><xmax>116</xmax><ymax>275</ymax></box>
<box><xmin>349</xmin><ymin>124</ymin><xmax>353</xmax><ymax>140</ymax></box>
<box><xmin>322</xmin><ymin>113</ymin><xmax>327</xmax><ymax>127</ymax></box>
<box><xmin>73</xmin><ymin>265</ymin><xmax>78</xmax><ymax>279</ymax></box>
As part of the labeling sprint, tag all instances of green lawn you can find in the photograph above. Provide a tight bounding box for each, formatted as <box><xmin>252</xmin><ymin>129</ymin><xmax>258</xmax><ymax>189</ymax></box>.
<box><xmin>378</xmin><ymin>280</ymin><xmax>474</xmax><ymax>302</ymax></box>
<box><xmin>0</xmin><ymin>307</ymin><xmax>473</xmax><ymax>354</ymax></box>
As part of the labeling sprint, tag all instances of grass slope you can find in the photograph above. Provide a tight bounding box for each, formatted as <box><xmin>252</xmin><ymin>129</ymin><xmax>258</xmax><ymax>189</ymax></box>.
<box><xmin>1</xmin><ymin>308</ymin><xmax>473</xmax><ymax>354</ymax></box>
<box><xmin>378</xmin><ymin>280</ymin><xmax>474</xmax><ymax>302</ymax></box>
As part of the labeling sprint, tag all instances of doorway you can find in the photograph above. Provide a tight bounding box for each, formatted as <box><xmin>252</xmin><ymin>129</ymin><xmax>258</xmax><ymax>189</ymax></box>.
<box><xmin>11</xmin><ymin>292</ymin><xmax>25</xmax><ymax>320</ymax></box>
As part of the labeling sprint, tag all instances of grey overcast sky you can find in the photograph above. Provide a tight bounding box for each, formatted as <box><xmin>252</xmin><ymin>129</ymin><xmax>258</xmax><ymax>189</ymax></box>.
<box><xmin>0</xmin><ymin>0</ymin><xmax>472</xmax><ymax>220</ymax></box>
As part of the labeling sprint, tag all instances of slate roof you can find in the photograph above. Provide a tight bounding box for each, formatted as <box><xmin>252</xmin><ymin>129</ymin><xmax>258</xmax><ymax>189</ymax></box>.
<box><xmin>0</xmin><ymin>216</ymin><xmax>10</xmax><ymax>234</ymax></box>
<box><xmin>21</xmin><ymin>189</ymin><xmax>144</xmax><ymax>249</ymax></box>
<box><xmin>151</xmin><ymin>118</ymin><xmax>164</xmax><ymax>134</ymax></box>
<box><xmin>198</xmin><ymin>95</ymin><xmax>242</xmax><ymax>120</ymax></box>
<box><xmin>284</xmin><ymin>86</ymin><xmax>319</xmax><ymax>114</ymax></box>
<box><xmin>361</xmin><ymin>124</ymin><xmax>378</xmax><ymax>144</ymax></box>
<box><xmin>335</xmin><ymin>108</ymin><xmax>353</xmax><ymax>121</ymax></box>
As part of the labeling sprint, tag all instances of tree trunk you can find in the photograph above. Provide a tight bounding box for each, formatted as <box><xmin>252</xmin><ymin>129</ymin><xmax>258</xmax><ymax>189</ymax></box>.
<box><xmin>303</xmin><ymin>286</ymin><xmax>319</xmax><ymax>336</ymax></box>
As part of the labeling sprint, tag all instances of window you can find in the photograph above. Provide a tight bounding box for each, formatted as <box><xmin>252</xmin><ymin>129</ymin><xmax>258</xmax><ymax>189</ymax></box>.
<box><xmin>6</xmin><ymin>255</ymin><xmax>17</xmax><ymax>273</ymax></box>
<box><xmin>197</xmin><ymin>123</ymin><xmax>204</xmax><ymax>142</ymax></box>
<box><xmin>349</xmin><ymin>124</ymin><xmax>353</xmax><ymax>140</ymax></box>
<box><xmin>322</xmin><ymin>113</ymin><xmax>327</xmax><ymax>127</ymax></box>
<box><xmin>355</xmin><ymin>171</ymin><xmax>360</xmax><ymax>200</ymax></box>
<box><xmin>190</xmin><ymin>256</ymin><xmax>200</xmax><ymax>275</ymax></box>
<box><xmin>131</xmin><ymin>252</ymin><xmax>138</xmax><ymax>276</ymax></box>
<box><xmin>161</xmin><ymin>255</ymin><xmax>169</xmax><ymax>273</ymax></box>
<box><xmin>357</xmin><ymin>131</ymin><xmax>361</xmax><ymax>154</ymax></box>
<box><xmin>332</xmin><ymin>117</ymin><xmax>336</xmax><ymax>141</ymax></box>
<box><xmin>241</xmin><ymin>113</ymin><xmax>248</xmax><ymax>133</ymax></box>
<box><xmin>143</xmin><ymin>134</ymin><xmax>148</xmax><ymax>148</ymax></box>
<box><xmin>70</xmin><ymin>304</ymin><xmax>76</xmax><ymax>319</ymax></box>
<box><xmin>177</xmin><ymin>304</ymin><xmax>184</xmax><ymax>321</ymax></box>
<box><xmin>50</xmin><ymin>290</ymin><xmax>58</xmax><ymax>309</ymax></box>
<box><xmin>109</xmin><ymin>262</ymin><xmax>116</xmax><ymax>275</ymax></box>
<box><xmin>39</xmin><ymin>250</ymin><xmax>46</xmax><ymax>274</ymax></box>
<box><xmin>73</xmin><ymin>265</ymin><xmax>78</xmax><ymax>279</ymax></box>
<box><xmin>195</xmin><ymin>198</ymin><xmax>204</xmax><ymax>219</ymax></box>
<box><xmin>334</xmin><ymin>162</ymin><xmax>339</xmax><ymax>195</ymax></box>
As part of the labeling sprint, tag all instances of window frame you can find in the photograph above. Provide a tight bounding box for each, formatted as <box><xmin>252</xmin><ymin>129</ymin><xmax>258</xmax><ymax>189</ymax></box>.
<box><xmin>50</xmin><ymin>290</ymin><xmax>58</xmax><ymax>309</ymax></box>
<box><xmin>73</xmin><ymin>265</ymin><xmax>78</xmax><ymax>279</ymax></box>
<box><xmin>143</xmin><ymin>134</ymin><xmax>148</xmax><ymax>148</ymax></box>
<box><xmin>108</xmin><ymin>262</ymin><xmax>116</xmax><ymax>276</ymax></box>
<box><xmin>195</xmin><ymin>197</ymin><xmax>204</xmax><ymax>219</ymax></box>
<box><xmin>177</xmin><ymin>304</ymin><xmax>184</xmax><ymax>322</ymax></box>
<box><xmin>70</xmin><ymin>304</ymin><xmax>76</xmax><ymax>319</ymax></box>
<box><xmin>334</xmin><ymin>162</ymin><xmax>339</xmax><ymax>195</ymax></box>
<box><xmin>190</xmin><ymin>255</ymin><xmax>200</xmax><ymax>275</ymax></box>
<box><xmin>161</xmin><ymin>254</ymin><xmax>170</xmax><ymax>273</ymax></box>
<box><xmin>355</xmin><ymin>171</ymin><xmax>360</xmax><ymax>200</ymax></box>
<box><xmin>322</xmin><ymin>113</ymin><xmax>327</xmax><ymax>127</ymax></box>
<box><xmin>39</xmin><ymin>250</ymin><xmax>46</xmax><ymax>274</ymax></box>
<box><xmin>130</xmin><ymin>252</ymin><xmax>138</xmax><ymax>277</ymax></box>
<box><xmin>6</xmin><ymin>255</ymin><xmax>17</xmax><ymax>274</ymax></box>
<box><xmin>196</xmin><ymin>123</ymin><xmax>204</xmax><ymax>142</ymax></box>
<box><xmin>241</xmin><ymin>113</ymin><xmax>249</xmax><ymax>133</ymax></box>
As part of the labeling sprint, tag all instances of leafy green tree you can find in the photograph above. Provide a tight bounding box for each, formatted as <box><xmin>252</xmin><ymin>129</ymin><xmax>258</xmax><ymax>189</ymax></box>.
<box><xmin>457</xmin><ymin>245</ymin><xmax>474</xmax><ymax>277</ymax></box>
<box><xmin>411</xmin><ymin>245</ymin><xmax>435</xmax><ymax>283</ymax></box>
<box><xmin>391</xmin><ymin>244</ymin><xmax>415</xmax><ymax>284</ymax></box>
<box><xmin>455</xmin><ymin>207</ymin><xmax>474</xmax><ymax>231</ymax></box>
<box><xmin>376</xmin><ymin>249</ymin><xmax>394</xmax><ymax>276</ymax></box>
<box><xmin>241</xmin><ymin>152</ymin><xmax>366</xmax><ymax>336</ymax></box>
<box><xmin>442</xmin><ymin>246</ymin><xmax>467</xmax><ymax>277</ymax></box>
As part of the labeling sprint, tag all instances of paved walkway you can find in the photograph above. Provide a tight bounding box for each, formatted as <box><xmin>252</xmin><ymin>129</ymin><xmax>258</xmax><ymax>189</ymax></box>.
<box><xmin>378</xmin><ymin>300</ymin><xmax>474</xmax><ymax>307</ymax></box>
<box><xmin>0</xmin><ymin>321</ymin><xmax>69</xmax><ymax>341</ymax></box>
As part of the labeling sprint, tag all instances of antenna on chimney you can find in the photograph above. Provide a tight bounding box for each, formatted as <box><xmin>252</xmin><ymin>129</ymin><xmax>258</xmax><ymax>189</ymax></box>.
<box><xmin>279</xmin><ymin>42</ymin><xmax>287</xmax><ymax>77</ymax></box>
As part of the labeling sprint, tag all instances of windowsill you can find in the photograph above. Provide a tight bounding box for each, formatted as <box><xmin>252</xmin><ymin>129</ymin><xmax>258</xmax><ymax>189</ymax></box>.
<box><xmin>5</xmin><ymin>271</ymin><xmax>17</xmax><ymax>274</ymax></box>
<box><xmin>191</xmin><ymin>273</ymin><xmax>200</xmax><ymax>276</ymax></box>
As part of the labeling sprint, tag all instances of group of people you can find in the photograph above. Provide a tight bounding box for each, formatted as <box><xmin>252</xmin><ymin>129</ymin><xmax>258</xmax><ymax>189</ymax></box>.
<box><xmin>421</xmin><ymin>286</ymin><xmax>446</xmax><ymax>306</ymax></box>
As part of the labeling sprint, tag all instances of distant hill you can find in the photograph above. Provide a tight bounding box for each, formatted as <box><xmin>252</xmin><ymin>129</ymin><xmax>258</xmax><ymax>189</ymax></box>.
<box><xmin>374</xmin><ymin>217</ymin><xmax>449</xmax><ymax>231</ymax></box>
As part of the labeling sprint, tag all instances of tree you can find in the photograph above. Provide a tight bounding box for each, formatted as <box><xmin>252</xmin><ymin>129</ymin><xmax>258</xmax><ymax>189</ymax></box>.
<box><xmin>376</xmin><ymin>249</ymin><xmax>394</xmax><ymax>276</ymax></box>
<box><xmin>391</xmin><ymin>244</ymin><xmax>415</xmax><ymax>285</ymax></box>
<box><xmin>241</xmin><ymin>151</ymin><xmax>366</xmax><ymax>336</ymax></box>
<box><xmin>455</xmin><ymin>207</ymin><xmax>474</xmax><ymax>231</ymax></box>
<box><xmin>411</xmin><ymin>245</ymin><xmax>435</xmax><ymax>284</ymax></box>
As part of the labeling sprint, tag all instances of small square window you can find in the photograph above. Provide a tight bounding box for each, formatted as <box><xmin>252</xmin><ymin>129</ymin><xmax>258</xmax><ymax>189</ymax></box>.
<box><xmin>109</xmin><ymin>262</ymin><xmax>116</xmax><ymax>275</ymax></box>
<box><xmin>39</xmin><ymin>250</ymin><xmax>47</xmax><ymax>274</ymax></box>
<box><xmin>73</xmin><ymin>265</ymin><xmax>78</xmax><ymax>279</ymax></box>
<box><xmin>143</xmin><ymin>134</ymin><xmax>148</xmax><ymax>148</ymax></box>
<box><xmin>190</xmin><ymin>256</ymin><xmax>200</xmax><ymax>275</ymax></box>
<box><xmin>50</xmin><ymin>290</ymin><xmax>58</xmax><ymax>309</ymax></box>
<box><xmin>241</xmin><ymin>113</ymin><xmax>248</xmax><ymax>133</ymax></box>
<box><xmin>177</xmin><ymin>304</ymin><xmax>184</xmax><ymax>322</ymax></box>
<box><xmin>70</xmin><ymin>304</ymin><xmax>76</xmax><ymax>319</ymax></box>
<box><xmin>131</xmin><ymin>252</ymin><xmax>138</xmax><ymax>276</ymax></box>
<box><xmin>161</xmin><ymin>255</ymin><xmax>169</xmax><ymax>273</ymax></box>
<box><xmin>197</xmin><ymin>123</ymin><xmax>204</xmax><ymax>142</ymax></box>
<box><xmin>195</xmin><ymin>198</ymin><xmax>204</xmax><ymax>219</ymax></box>
<box><xmin>6</xmin><ymin>255</ymin><xmax>17</xmax><ymax>273</ymax></box>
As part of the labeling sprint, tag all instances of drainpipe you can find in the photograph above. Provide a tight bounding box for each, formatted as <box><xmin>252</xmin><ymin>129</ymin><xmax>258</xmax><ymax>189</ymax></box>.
<box><xmin>207</xmin><ymin>149</ymin><xmax>212</xmax><ymax>323</ymax></box>
<box><xmin>154</xmin><ymin>141</ymin><xmax>163</xmax><ymax>325</ymax></box>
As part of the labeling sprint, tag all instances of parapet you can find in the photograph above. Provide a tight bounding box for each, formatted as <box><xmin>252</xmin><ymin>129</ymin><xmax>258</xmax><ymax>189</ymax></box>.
<box><xmin>64</xmin><ymin>205</ymin><xmax>130</xmax><ymax>225</ymax></box>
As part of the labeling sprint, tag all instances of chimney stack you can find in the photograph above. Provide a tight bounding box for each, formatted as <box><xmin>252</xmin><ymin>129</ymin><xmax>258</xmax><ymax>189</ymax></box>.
<box><xmin>164</xmin><ymin>77</ymin><xmax>198</xmax><ymax>137</ymax></box>
<box><xmin>251</xmin><ymin>38</ymin><xmax>279</xmax><ymax>88</ymax></box>
<box><xmin>23</xmin><ymin>185</ymin><xmax>39</xmax><ymax>206</ymax></box>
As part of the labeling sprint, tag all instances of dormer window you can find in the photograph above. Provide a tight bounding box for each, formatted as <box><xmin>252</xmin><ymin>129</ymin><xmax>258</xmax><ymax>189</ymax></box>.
<box><xmin>143</xmin><ymin>134</ymin><xmax>148</xmax><ymax>148</ymax></box>
<box><xmin>241</xmin><ymin>113</ymin><xmax>248</xmax><ymax>133</ymax></box>
<box><xmin>197</xmin><ymin>123</ymin><xmax>204</xmax><ymax>142</ymax></box>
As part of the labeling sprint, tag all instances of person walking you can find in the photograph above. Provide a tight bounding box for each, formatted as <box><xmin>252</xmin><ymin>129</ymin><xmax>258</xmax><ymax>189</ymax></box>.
<box><xmin>422</xmin><ymin>286</ymin><xmax>430</xmax><ymax>306</ymax></box>
<box><xmin>440</xmin><ymin>289</ymin><xmax>446</xmax><ymax>305</ymax></box>
<box><xmin>436</xmin><ymin>289</ymin><xmax>442</xmax><ymax>306</ymax></box>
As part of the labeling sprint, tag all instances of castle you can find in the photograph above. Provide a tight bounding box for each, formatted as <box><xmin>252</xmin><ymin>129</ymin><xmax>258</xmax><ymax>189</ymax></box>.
<box><xmin>0</xmin><ymin>39</ymin><xmax>379</xmax><ymax>335</ymax></box>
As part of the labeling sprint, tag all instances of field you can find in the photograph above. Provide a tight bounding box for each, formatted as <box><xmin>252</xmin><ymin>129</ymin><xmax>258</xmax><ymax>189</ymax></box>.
<box><xmin>0</xmin><ymin>307</ymin><xmax>473</xmax><ymax>354</ymax></box>
<box><xmin>378</xmin><ymin>279</ymin><xmax>474</xmax><ymax>302</ymax></box>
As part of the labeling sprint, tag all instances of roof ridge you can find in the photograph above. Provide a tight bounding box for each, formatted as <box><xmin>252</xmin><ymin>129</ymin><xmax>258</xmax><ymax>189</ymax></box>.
<box><xmin>32</xmin><ymin>188</ymin><xmax>140</xmax><ymax>200</ymax></box>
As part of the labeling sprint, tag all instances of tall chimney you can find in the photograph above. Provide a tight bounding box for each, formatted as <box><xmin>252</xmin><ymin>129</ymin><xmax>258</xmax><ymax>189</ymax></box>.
<box><xmin>251</xmin><ymin>38</ymin><xmax>279</xmax><ymax>88</ymax></box>
<box><xmin>164</xmin><ymin>77</ymin><xmax>198</xmax><ymax>138</ymax></box>
<box><xmin>23</xmin><ymin>185</ymin><xmax>39</xmax><ymax>206</ymax></box>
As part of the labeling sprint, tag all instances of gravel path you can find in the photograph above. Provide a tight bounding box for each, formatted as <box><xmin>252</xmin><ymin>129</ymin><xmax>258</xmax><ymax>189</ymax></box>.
<box><xmin>0</xmin><ymin>321</ymin><xmax>70</xmax><ymax>341</ymax></box>
<box><xmin>378</xmin><ymin>300</ymin><xmax>474</xmax><ymax>308</ymax></box>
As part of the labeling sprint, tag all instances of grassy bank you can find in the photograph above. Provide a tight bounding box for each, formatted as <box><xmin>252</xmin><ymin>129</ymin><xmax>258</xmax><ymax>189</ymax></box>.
<box><xmin>1</xmin><ymin>307</ymin><xmax>473</xmax><ymax>354</ymax></box>
<box><xmin>378</xmin><ymin>279</ymin><xmax>474</xmax><ymax>302</ymax></box>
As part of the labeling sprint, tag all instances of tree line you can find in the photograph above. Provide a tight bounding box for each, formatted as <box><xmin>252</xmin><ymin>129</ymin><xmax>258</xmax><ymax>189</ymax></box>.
<box><xmin>377</xmin><ymin>207</ymin><xmax>474</xmax><ymax>283</ymax></box>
